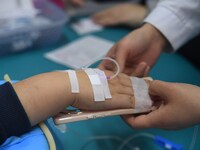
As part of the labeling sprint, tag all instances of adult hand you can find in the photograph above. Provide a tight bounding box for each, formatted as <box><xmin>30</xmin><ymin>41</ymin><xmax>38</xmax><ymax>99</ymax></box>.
<box><xmin>99</xmin><ymin>23</ymin><xmax>168</xmax><ymax>77</ymax></box>
<box><xmin>122</xmin><ymin>80</ymin><xmax>200</xmax><ymax>130</ymax></box>
<box><xmin>92</xmin><ymin>3</ymin><xmax>147</xmax><ymax>27</ymax></box>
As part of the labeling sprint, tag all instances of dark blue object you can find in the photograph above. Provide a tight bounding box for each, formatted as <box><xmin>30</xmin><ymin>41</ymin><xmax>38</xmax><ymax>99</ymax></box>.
<box><xmin>155</xmin><ymin>136</ymin><xmax>184</xmax><ymax>150</ymax></box>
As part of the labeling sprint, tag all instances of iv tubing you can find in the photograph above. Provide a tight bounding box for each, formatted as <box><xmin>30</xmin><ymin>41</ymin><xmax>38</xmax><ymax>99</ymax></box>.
<box><xmin>84</xmin><ymin>57</ymin><xmax>120</xmax><ymax>80</ymax></box>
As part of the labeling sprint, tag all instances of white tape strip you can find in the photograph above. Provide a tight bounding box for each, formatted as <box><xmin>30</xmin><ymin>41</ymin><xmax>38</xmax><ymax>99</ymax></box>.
<box><xmin>84</xmin><ymin>68</ymin><xmax>105</xmax><ymax>101</ymax></box>
<box><xmin>66</xmin><ymin>70</ymin><xmax>79</xmax><ymax>93</ymax></box>
<box><xmin>130</xmin><ymin>77</ymin><xmax>152</xmax><ymax>109</ymax></box>
<box><xmin>87</xmin><ymin>74</ymin><xmax>101</xmax><ymax>85</ymax></box>
<box><xmin>94</xmin><ymin>69</ymin><xmax>112</xmax><ymax>99</ymax></box>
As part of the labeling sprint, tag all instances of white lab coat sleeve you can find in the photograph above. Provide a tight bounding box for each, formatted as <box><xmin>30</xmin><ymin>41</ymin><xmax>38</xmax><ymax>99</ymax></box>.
<box><xmin>144</xmin><ymin>0</ymin><xmax>200</xmax><ymax>51</ymax></box>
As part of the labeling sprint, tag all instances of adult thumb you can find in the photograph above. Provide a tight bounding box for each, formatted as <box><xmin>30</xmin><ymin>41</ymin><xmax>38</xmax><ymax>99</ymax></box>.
<box><xmin>149</xmin><ymin>80</ymin><xmax>172</xmax><ymax>101</ymax></box>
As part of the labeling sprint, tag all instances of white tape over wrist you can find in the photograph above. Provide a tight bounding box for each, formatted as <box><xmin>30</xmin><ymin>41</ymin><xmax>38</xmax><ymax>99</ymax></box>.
<box><xmin>84</xmin><ymin>68</ymin><xmax>105</xmax><ymax>101</ymax></box>
<box><xmin>130</xmin><ymin>77</ymin><xmax>152</xmax><ymax>109</ymax></box>
<box><xmin>66</xmin><ymin>70</ymin><xmax>79</xmax><ymax>93</ymax></box>
<box><xmin>94</xmin><ymin>68</ymin><xmax>112</xmax><ymax>99</ymax></box>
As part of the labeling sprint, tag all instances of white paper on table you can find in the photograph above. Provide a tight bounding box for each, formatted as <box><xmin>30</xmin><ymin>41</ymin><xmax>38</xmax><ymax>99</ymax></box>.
<box><xmin>45</xmin><ymin>35</ymin><xmax>114</xmax><ymax>69</ymax></box>
<box><xmin>71</xmin><ymin>18</ymin><xmax>103</xmax><ymax>35</ymax></box>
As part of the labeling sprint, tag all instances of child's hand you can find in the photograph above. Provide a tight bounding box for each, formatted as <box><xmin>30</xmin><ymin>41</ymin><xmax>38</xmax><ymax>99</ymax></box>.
<box><xmin>72</xmin><ymin>70</ymin><xmax>135</xmax><ymax>110</ymax></box>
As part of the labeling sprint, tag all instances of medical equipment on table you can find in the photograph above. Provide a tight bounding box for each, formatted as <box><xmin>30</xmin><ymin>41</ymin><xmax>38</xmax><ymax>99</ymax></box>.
<box><xmin>0</xmin><ymin>0</ymin><xmax>68</xmax><ymax>56</ymax></box>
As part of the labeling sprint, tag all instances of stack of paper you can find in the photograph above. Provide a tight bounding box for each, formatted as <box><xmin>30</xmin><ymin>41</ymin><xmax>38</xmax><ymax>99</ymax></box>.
<box><xmin>45</xmin><ymin>35</ymin><xmax>114</xmax><ymax>69</ymax></box>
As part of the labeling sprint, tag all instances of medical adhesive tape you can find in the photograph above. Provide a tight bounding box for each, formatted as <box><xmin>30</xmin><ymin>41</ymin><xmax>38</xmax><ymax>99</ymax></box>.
<box><xmin>65</xmin><ymin>70</ymin><xmax>80</xmax><ymax>93</ymax></box>
<box><xmin>94</xmin><ymin>68</ymin><xmax>112</xmax><ymax>99</ymax></box>
<box><xmin>130</xmin><ymin>77</ymin><xmax>152</xmax><ymax>109</ymax></box>
<box><xmin>84</xmin><ymin>57</ymin><xmax>120</xmax><ymax>80</ymax></box>
<box><xmin>84</xmin><ymin>68</ymin><xmax>105</xmax><ymax>102</ymax></box>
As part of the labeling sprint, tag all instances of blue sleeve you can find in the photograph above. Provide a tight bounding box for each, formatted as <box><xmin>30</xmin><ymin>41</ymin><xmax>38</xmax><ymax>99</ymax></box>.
<box><xmin>0</xmin><ymin>82</ymin><xmax>31</xmax><ymax>145</ymax></box>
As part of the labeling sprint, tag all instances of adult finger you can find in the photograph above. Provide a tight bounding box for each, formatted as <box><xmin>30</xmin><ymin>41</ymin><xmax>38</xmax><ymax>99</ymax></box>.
<box><xmin>122</xmin><ymin>107</ymin><xmax>166</xmax><ymax>129</ymax></box>
<box><xmin>98</xmin><ymin>44</ymin><xmax>122</xmax><ymax>70</ymax></box>
<box><xmin>149</xmin><ymin>80</ymin><xmax>172</xmax><ymax>101</ymax></box>
<box><xmin>129</xmin><ymin>62</ymin><xmax>148</xmax><ymax>77</ymax></box>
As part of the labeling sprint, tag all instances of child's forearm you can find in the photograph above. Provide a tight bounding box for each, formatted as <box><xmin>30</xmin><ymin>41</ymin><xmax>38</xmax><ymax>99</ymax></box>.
<box><xmin>0</xmin><ymin>69</ymin><xmax>152</xmax><ymax>146</ymax></box>
<box><xmin>13</xmin><ymin>71</ymin><xmax>91</xmax><ymax>126</ymax></box>
<box><xmin>12</xmin><ymin>70</ymin><xmax>151</xmax><ymax>126</ymax></box>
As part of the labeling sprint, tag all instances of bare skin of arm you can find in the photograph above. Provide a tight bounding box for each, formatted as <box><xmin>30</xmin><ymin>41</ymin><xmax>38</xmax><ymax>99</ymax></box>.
<box><xmin>13</xmin><ymin>70</ymin><xmax>136</xmax><ymax>126</ymax></box>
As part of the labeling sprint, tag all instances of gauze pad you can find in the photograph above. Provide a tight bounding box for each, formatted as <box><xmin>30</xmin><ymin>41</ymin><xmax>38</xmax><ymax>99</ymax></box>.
<box><xmin>130</xmin><ymin>77</ymin><xmax>152</xmax><ymax>109</ymax></box>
